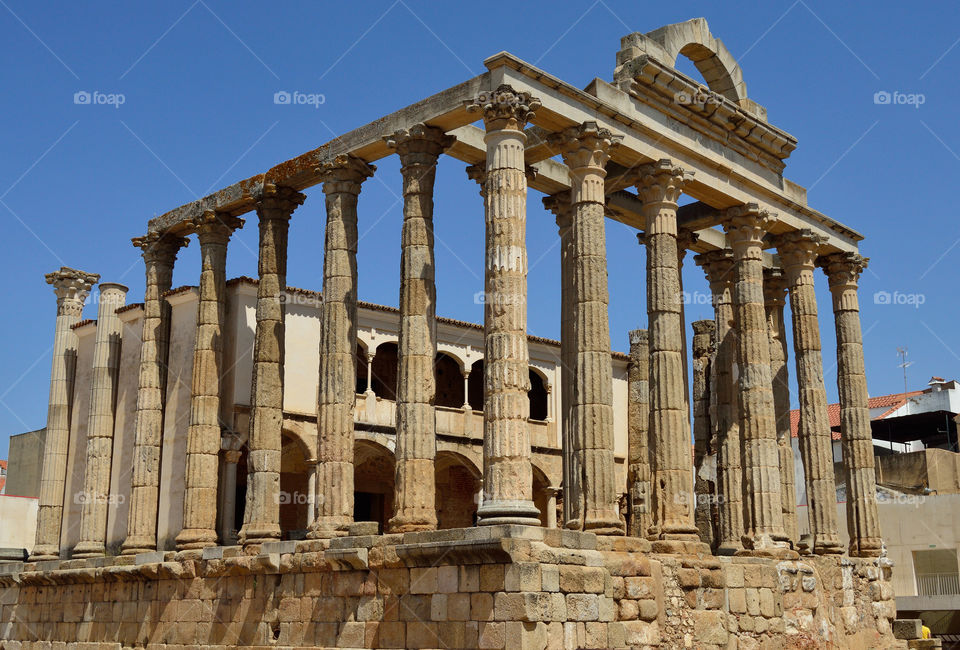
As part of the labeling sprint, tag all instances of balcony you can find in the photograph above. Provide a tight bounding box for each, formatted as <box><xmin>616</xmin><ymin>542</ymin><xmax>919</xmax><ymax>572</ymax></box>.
<box><xmin>916</xmin><ymin>572</ymin><xmax>960</xmax><ymax>597</ymax></box>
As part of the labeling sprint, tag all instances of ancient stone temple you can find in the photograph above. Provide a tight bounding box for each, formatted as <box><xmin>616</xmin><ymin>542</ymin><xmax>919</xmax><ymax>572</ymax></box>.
<box><xmin>1</xmin><ymin>18</ymin><xmax>908</xmax><ymax>650</ymax></box>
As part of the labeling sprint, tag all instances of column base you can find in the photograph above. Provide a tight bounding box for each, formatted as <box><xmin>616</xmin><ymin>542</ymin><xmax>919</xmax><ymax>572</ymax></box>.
<box><xmin>119</xmin><ymin>536</ymin><xmax>156</xmax><ymax>556</ymax></box>
<box><xmin>175</xmin><ymin>528</ymin><xmax>219</xmax><ymax>551</ymax></box>
<box><xmin>813</xmin><ymin>534</ymin><xmax>846</xmax><ymax>555</ymax></box>
<box><xmin>850</xmin><ymin>537</ymin><xmax>884</xmax><ymax>558</ymax></box>
<box><xmin>239</xmin><ymin>523</ymin><xmax>282</xmax><ymax>548</ymax></box>
<box><xmin>387</xmin><ymin>512</ymin><xmax>437</xmax><ymax>534</ymax></box>
<box><xmin>716</xmin><ymin>541</ymin><xmax>744</xmax><ymax>556</ymax></box>
<box><xmin>738</xmin><ymin>533</ymin><xmax>799</xmax><ymax>560</ymax></box>
<box><xmin>477</xmin><ymin>500</ymin><xmax>542</xmax><ymax>527</ymax></box>
<box><xmin>306</xmin><ymin>517</ymin><xmax>351</xmax><ymax>540</ymax></box>
<box><xmin>28</xmin><ymin>544</ymin><xmax>60</xmax><ymax>561</ymax></box>
<box><xmin>583</xmin><ymin>512</ymin><xmax>626</xmax><ymax>536</ymax></box>
<box><xmin>71</xmin><ymin>542</ymin><xmax>105</xmax><ymax>559</ymax></box>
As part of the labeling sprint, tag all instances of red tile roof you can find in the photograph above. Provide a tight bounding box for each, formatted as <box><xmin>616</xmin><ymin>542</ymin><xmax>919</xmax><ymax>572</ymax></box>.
<box><xmin>789</xmin><ymin>390</ymin><xmax>926</xmax><ymax>440</ymax></box>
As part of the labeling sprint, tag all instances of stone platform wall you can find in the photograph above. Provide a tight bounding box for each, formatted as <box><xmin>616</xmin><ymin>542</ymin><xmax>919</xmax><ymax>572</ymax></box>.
<box><xmin>0</xmin><ymin>526</ymin><xmax>900</xmax><ymax>649</ymax></box>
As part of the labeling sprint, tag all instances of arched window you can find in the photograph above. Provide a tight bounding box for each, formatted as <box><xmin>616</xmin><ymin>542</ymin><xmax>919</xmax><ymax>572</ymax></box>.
<box><xmin>434</xmin><ymin>353</ymin><xmax>464</xmax><ymax>409</ymax></box>
<box><xmin>370</xmin><ymin>342</ymin><xmax>398</xmax><ymax>400</ymax></box>
<box><xmin>528</xmin><ymin>369</ymin><xmax>548</xmax><ymax>421</ymax></box>
<box><xmin>355</xmin><ymin>343</ymin><xmax>368</xmax><ymax>395</ymax></box>
<box><xmin>467</xmin><ymin>359</ymin><xmax>484</xmax><ymax>411</ymax></box>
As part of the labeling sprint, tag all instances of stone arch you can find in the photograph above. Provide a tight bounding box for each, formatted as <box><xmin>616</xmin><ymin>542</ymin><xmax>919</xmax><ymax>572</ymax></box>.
<box><xmin>435</xmin><ymin>352</ymin><xmax>464</xmax><ymax>409</ymax></box>
<box><xmin>467</xmin><ymin>359</ymin><xmax>484</xmax><ymax>411</ymax></box>
<box><xmin>528</xmin><ymin>367</ymin><xmax>549</xmax><ymax>421</ymax></box>
<box><xmin>435</xmin><ymin>451</ymin><xmax>481</xmax><ymax>529</ymax></box>
<box><xmin>370</xmin><ymin>341</ymin><xmax>398</xmax><ymax>400</ymax></box>
<box><xmin>356</xmin><ymin>341</ymin><xmax>369</xmax><ymax>395</ymax></box>
<box><xmin>279</xmin><ymin>429</ymin><xmax>311</xmax><ymax>538</ymax></box>
<box><xmin>353</xmin><ymin>438</ymin><xmax>395</xmax><ymax>533</ymax></box>
<box><xmin>532</xmin><ymin>464</ymin><xmax>552</xmax><ymax>528</ymax></box>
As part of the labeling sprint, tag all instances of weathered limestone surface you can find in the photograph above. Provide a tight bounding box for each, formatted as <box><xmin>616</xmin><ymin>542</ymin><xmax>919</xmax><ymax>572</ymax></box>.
<box><xmin>385</xmin><ymin>124</ymin><xmax>453</xmax><ymax>533</ymax></box>
<box><xmin>467</xmin><ymin>85</ymin><xmax>542</xmax><ymax>527</ymax></box>
<box><xmin>776</xmin><ymin>230</ymin><xmax>843</xmax><ymax>556</ymax></box>
<box><xmin>626</xmin><ymin>329</ymin><xmax>651</xmax><ymax>538</ymax></box>
<box><xmin>550</xmin><ymin>122</ymin><xmax>623</xmax><ymax>535</ymax></box>
<box><xmin>763</xmin><ymin>267</ymin><xmax>799</xmax><ymax>546</ymax></box>
<box><xmin>73</xmin><ymin>282</ymin><xmax>128</xmax><ymax>559</ymax></box>
<box><xmin>309</xmin><ymin>154</ymin><xmax>376</xmax><ymax>539</ymax></box>
<box><xmin>724</xmin><ymin>205</ymin><xmax>792</xmax><ymax>556</ymax></box>
<box><xmin>177</xmin><ymin>213</ymin><xmax>242</xmax><ymax>551</ymax></box>
<box><xmin>240</xmin><ymin>185</ymin><xmax>306</xmax><ymax>549</ymax></box>
<box><xmin>31</xmin><ymin>268</ymin><xmax>99</xmax><ymax>561</ymax></box>
<box><xmin>691</xmin><ymin>319</ymin><xmax>715</xmax><ymax>547</ymax></box>
<box><xmin>819</xmin><ymin>253</ymin><xmax>883</xmax><ymax>558</ymax></box>
<box><xmin>635</xmin><ymin>159</ymin><xmax>701</xmax><ymax>549</ymax></box>
<box><xmin>122</xmin><ymin>234</ymin><xmax>188</xmax><ymax>556</ymax></box>
<box><xmin>695</xmin><ymin>249</ymin><xmax>744</xmax><ymax>555</ymax></box>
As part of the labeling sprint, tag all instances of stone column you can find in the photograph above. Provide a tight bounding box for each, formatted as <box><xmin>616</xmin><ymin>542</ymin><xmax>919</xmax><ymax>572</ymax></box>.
<box><xmin>676</xmin><ymin>229</ymin><xmax>698</xmax><ymax>461</ymax></box>
<box><xmin>626</xmin><ymin>329</ymin><xmax>651</xmax><ymax>538</ymax></box>
<box><xmin>308</xmin><ymin>154</ymin><xmax>375</xmax><ymax>539</ymax></box>
<box><xmin>218</xmin><ymin>440</ymin><xmax>242</xmax><ymax>546</ymax></box>
<box><xmin>550</xmin><ymin>122</ymin><xmax>624</xmax><ymax>535</ymax></box>
<box><xmin>73</xmin><ymin>282</ymin><xmax>128</xmax><ymax>558</ymax></box>
<box><xmin>466</xmin><ymin>85</ymin><xmax>542</xmax><ymax>526</ymax></box>
<box><xmin>461</xmin><ymin>370</ymin><xmax>471</xmax><ymax>410</ymax></box>
<box><xmin>723</xmin><ymin>204</ymin><xmax>792</xmax><ymax>556</ymax></box>
<box><xmin>545</xmin><ymin>487</ymin><xmax>560</xmax><ymax>529</ymax></box>
<box><xmin>691</xmin><ymin>319</ymin><xmax>716</xmax><ymax>547</ymax></box>
<box><xmin>763</xmin><ymin>267</ymin><xmax>799</xmax><ymax>546</ymax></box>
<box><xmin>818</xmin><ymin>252</ymin><xmax>883</xmax><ymax>557</ymax></box>
<box><xmin>384</xmin><ymin>124</ymin><xmax>453</xmax><ymax>533</ymax></box>
<box><xmin>365</xmin><ymin>353</ymin><xmax>375</xmax><ymax>395</ymax></box>
<box><xmin>121</xmin><ymin>233</ymin><xmax>188</xmax><ymax>556</ymax></box>
<box><xmin>176</xmin><ymin>212</ymin><xmax>243</xmax><ymax>551</ymax></box>
<box><xmin>31</xmin><ymin>267</ymin><xmax>99</xmax><ymax>561</ymax></box>
<box><xmin>775</xmin><ymin>230</ymin><xmax>843</xmax><ymax>555</ymax></box>
<box><xmin>634</xmin><ymin>159</ymin><xmax>702</xmax><ymax>550</ymax></box>
<box><xmin>694</xmin><ymin>249</ymin><xmax>743</xmax><ymax>554</ymax></box>
<box><xmin>542</xmin><ymin>191</ymin><xmax>579</xmax><ymax>528</ymax></box>
<box><xmin>239</xmin><ymin>185</ymin><xmax>305</xmax><ymax>549</ymax></box>
<box><xmin>306</xmin><ymin>461</ymin><xmax>318</xmax><ymax>527</ymax></box>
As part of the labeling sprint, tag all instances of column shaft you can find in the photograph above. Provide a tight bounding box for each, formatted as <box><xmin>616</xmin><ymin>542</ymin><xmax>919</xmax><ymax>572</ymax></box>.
<box><xmin>627</xmin><ymin>329</ymin><xmax>651</xmax><ymax>538</ymax></box>
<box><xmin>177</xmin><ymin>213</ymin><xmax>241</xmax><ymax>550</ymax></box>
<box><xmin>308</xmin><ymin>154</ymin><xmax>375</xmax><ymax>538</ymax></box>
<box><xmin>385</xmin><ymin>124</ymin><xmax>452</xmax><ymax>532</ymax></box>
<box><xmin>240</xmin><ymin>186</ymin><xmax>305</xmax><ymax>548</ymax></box>
<box><xmin>819</xmin><ymin>253</ymin><xmax>883</xmax><ymax>557</ymax></box>
<box><xmin>74</xmin><ymin>282</ymin><xmax>128</xmax><ymax>558</ymax></box>
<box><xmin>691</xmin><ymin>319</ymin><xmax>716</xmax><ymax>547</ymax></box>
<box><xmin>31</xmin><ymin>267</ymin><xmax>99</xmax><ymax>560</ymax></box>
<box><xmin>776</xmin><ymin>231</ymin><xmax>843</xmax><ymax>555</ymax></box>
<box><xmin>122</xmin><ymin>234</ymin><xmax>187</xmax><ymax>555</ymax></box>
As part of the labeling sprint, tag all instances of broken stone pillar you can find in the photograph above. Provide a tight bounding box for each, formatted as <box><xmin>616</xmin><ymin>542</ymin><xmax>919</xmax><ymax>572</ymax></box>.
<box><xmin>239</xmin><ymin>185</ymin><xmax>305</xmax><ymax>550</ymax></box>
<box><xmin>73</xmin><ymin>282</ymin><xmax>128</xmax><ymax>559</ymax></box>
<box><xmin>763</xmin><ymin>267</ymin><xmax>799</xmax><ymax>546</ymax></box>
<box><xmin>308</xmin><ymin>154</ymin><xmax>375</xmax><ymax>539</ymax></box>
<box><xmin>691</xmin><ymin>319</ymin><xmax>716</xmax><ymax>547</ymax></box>
<box><xmin>542</xmin><ymin>192</ymin><xmax>579</xmax><ymax>529</ymax></box>
<box><xmin>384</xmin><ymin>124</ymin><xmax>453</xmax><ymax>533</ymax></box>
<box><xmin>694</xmin><ymin>248</ymin><xmax>743</xmax><ymax>555</ymax></box>
<box><xmin>634</xmin><ymin>159</ymin><xmax>701</xmax><ymax>550</ymax></box>
<box><xmin>31</xmin><ymin>267</ymin><xmax>99</xmax><ymax>561</ymax></box>
<box><xmin>723</xmin><ymin>204</ymin><xmax>792</xmax><ymax>556</ymax></box>
<box><xmin>466</xmin><ymin>85</ymin><xmax>542</xmax><ymax>526</ymax></box>
<box><xmin>818</xmin><ymin>252</ymin><xmax>883</xmax><ymax>557</ymax></box>
<box><xmin>177</xmin><ymin>212</ymin><xmax>242</xmax><ymax>551</ymax></box>
<box><xmin>549</xmin><ymin>122</ymin><xmax>624</xmax><ymax>535</ymax></box>
<box><xmin>121</xmin><ymin>233</ymin><xmax>188</xmax><ymax>556</ymax></box>
<box><xmin>627</xmin><ymin>329</ymin><xmax>651</xmax><ymax>538</ymax></box>
<box><xmin>775</xmin><ymin>230</ymin><xmax>843</xmax><ymax>556</ymax></box>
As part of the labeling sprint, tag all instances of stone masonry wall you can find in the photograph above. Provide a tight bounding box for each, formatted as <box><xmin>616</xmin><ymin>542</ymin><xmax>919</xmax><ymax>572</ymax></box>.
<box><xmin>0</xmin><ymin>526</ymin><xmax>900</xmax><ymax>649</ymax></box>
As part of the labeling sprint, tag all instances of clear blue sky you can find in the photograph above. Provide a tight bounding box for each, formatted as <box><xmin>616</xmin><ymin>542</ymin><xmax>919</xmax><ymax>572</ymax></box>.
<box><xmin>1</xmin><ymin>1</ymin><xmax>958</xmax><ymax>459</ymax></box>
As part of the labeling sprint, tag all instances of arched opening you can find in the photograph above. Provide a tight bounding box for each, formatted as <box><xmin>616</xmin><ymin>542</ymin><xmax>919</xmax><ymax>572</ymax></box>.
<box><xmin>353</xmin><ymin>440</ymin><xmax>395</xmax><ymax>533</ymax></box>
<box><xmin>355</xmin><ymin>342</ymin><xmax>368</xmax><ymax>395</ymax></box>
<box><xmin>280</xmin><ymin>431</ymin><xmax>310</xmax><ymax>539</ymax></box>
<box><xmin>435</xmin><ymin>352</ymin><xmax>464</xmax><ymax>409</ymax></box>
<box><xmin>532</xmin><ymin>465</ymin><xmax>551</xmax><ymax>528</ymax></box>
<box><xmin>467</xmin><ymin>359</ymin><xmax>484</xmax><ymax>411</ymax></box>
<box><xmin>435</xmin><ymin>451</ymin><xmax>481</xmax><ymax>529</ymax></box>
<box><xmin>528</xmin><ymin>368</ymin><xmax>548</xmax><ymax>421</ymax></box>
<box><xmin>370</xmin><ymin>342</ymin><xmax>398</xmax><ymax>400</ymax></box>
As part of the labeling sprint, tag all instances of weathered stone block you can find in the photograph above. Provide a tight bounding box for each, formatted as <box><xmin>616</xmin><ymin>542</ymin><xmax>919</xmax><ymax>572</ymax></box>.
<box><xmin>565</xmin><ymin>594</ymin><xmax>599</xmax><ymax>621</ymax></box>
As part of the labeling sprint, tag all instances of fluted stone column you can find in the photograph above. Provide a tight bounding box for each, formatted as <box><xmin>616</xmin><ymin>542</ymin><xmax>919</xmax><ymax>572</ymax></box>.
<box><xmin>627</xmin><ymin>329</ymin><xmax>651</xmax><ymax>538</ymax></box>
<box><xmin>676</xmin><ymin>229</ymin><xmax>698</xmax><ymax>464</ymax></box>
<box><xmin>695</xmin><ymin>249</ymin><xmax>743</xmax><ymax>554</ymax></box>
<box><xmin>384</xmin><ymin>124</ymin><xmax>453</xmax><ymax>533</ymax></box>
<box><xmin>691</xmin><ymin>319</ymin><xmax>716</xmax><ymax>547</ymax></box>
<box><xmin>73</xmin><ymin>282</ymin><xmax>128</xmax><ymax>558</ymax></box>
<box><xmin>177</xmin><ymin>213</ymin><xmax>242</xmax><ymax>551</ymax></box>
<box><xmin>218</xmin><ymin>434</ymin><xmax>243</xmax><ymax>546</ymax></box>
<box><xmin>239</xmin><ymin>185</ymin><xmax>305</xmax><ymax>549</ymax></box>
<box><xmin>634</xmin><ymin>160</ymin><xmax>702</xmax><ymax>550</ymax></box>
<box><xmin>724</xmin><ymin>205</ymin><xmax>792</xmax><ymax>556</ymax></box>
<box><xmin>466</xmin><ymin>85</ymin><xmax>542</xmax><ymax>526</ymax></box>
<box><xmin>543</xmin><ymin>192</ymin><xmax>579</xmax><ymax>528</ymax></box>
<box><xmin>819</xmin><ymin>252</ymin><xmax>883</xmax><ymax>557</ymax></box>
<box><xmin>121</xmin><ymin>233</ymin><xmax>188</xmax><ymax>555</ymax></box>
<box><xmin>763</xmin><ymin>267</ymin><xmax>799</xmax><ymax>546</ymax></box>
<box><xmin>775</xmin><ymin>230</ymin><xmax>843</xmax><ymax>555</ymax></box>
<box><xmin>308</xmin><ymin>154</ymin><xmax>375</xmax><ymax>539</ymax></box>
<box><xmin>550</xmin><ymin>122</ymin><xmax>624</xmax><ymax>535</ymax></box>
<box><xmin>31</xmin><ymin>267</ymin><xmax>99</xmax><ymax>560</ymax></box>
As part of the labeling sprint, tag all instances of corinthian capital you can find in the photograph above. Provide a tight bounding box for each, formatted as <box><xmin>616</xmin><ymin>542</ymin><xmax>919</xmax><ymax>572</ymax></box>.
<box><xmin>548</xmin><ymin>122</ymin><xmax>621</xmax><ymax>172</ymax></box>
<box><xmin>723</xmin><ymin>203</ymin><xmax>774</xmax><ymax>257</ymax></box>
<box><xmin>772</xmin><ymin>229</ymin><xmax>827</xmax><ymax>280</ymax></box>
<box><xmin>466</xmin><ymin>84</ymin><xmax>540</xmax><ymax>132</ymax></box>
<box><xmin>632</xmin><ymin>159</ymin><xmax>693</xmax><ymax>207</ymax></box>
<box><xmin>542</xmin><ymin>191</ymin><xmax>573</xmax><ymax>233</ymax></box>
<box><xmin>817</xmin><ymin>251</ymin><xmax>868</xmax><ymax>292</ymax></box>
<box><xmin>132</xmin><ymin>232</ymin><xmax>189</xmax><ymax>265</ymax></box>
<box><xmin>192</xmin><ymin>211</ymin><xmax>244</xmax><ymax>244</ymax></box>
<box><xmin>317</xmin><ymin>154</ymin><xmax>376</xmax><ymax>195</ymax></box>
<box><xmin>694</xmin><ymin>248</ymin><xmax>735</xmax><ymax>288</ymax></box>
<box><xmin>763</xmin><ymin>267</ymin><xmax>788</xmax><ymax>306</ymax></box>
<box><xmin>46</xmin><ymin>267</ymin><xmax>99</xmax><ymax>313</ymax></box>
<box><xmin>256</xmin><ymin>184</ymin><xmax>306</xmax><ymax>221</ymax></box>
<box><xmin>384</xmin><ymin>123</ymin><xmax>455</xmax><ymax>167</ymax></box>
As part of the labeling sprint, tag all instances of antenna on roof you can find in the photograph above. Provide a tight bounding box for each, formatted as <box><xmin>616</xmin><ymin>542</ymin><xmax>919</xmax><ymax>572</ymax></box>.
<box><xmin>897</xmin><ymin>346</ymin><xmax>913</xmax><ymax>415</ymax></box>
